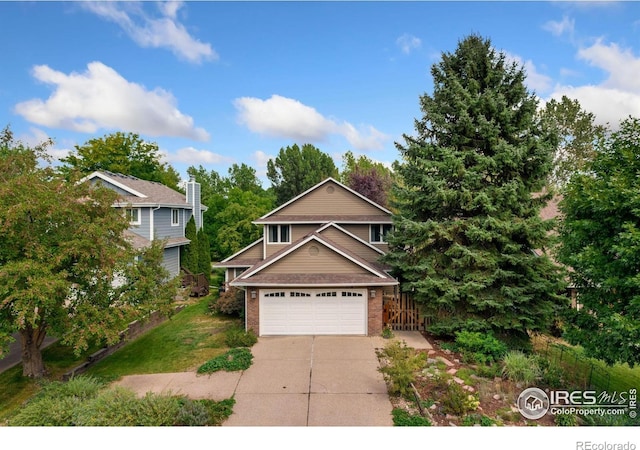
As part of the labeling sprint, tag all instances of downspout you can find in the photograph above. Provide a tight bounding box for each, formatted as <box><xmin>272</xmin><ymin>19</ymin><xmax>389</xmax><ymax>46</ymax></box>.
<box><xmin>149</xmin><ymin>205</ymin><xmax>161</xmax><ymax>241</ymax></box>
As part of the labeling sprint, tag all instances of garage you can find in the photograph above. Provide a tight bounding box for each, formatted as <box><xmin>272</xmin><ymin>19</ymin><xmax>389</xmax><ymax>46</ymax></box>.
<box><xmin>259</xmin><ymin>289</ymin><xmax>367</xmax><ymax>335</ymax></box>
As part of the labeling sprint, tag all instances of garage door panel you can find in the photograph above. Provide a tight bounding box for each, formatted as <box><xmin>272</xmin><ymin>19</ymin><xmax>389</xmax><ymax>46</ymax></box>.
<box><xmin>260</xmin><ymin>289</ymin><xmax>366</xmax><ymax>335</ymax></box>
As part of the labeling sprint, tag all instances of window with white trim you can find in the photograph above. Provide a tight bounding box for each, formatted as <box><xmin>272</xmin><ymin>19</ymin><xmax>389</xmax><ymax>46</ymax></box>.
<box><xmin>171</xmin><ymin>208</ymin><xmax>179</xmax><ymax>226</ymax></box>
<box><xmin>370</xmin><ymin>224</ymin><xmax>392</xmax><ymax>243</ymax></box>
<box><xmin>125</xmin><ymin>208</ymin><xmax>141</xmax><ymax>226</ymax></box>
<box><xmin>268</xmin><ymin>225</ymin><xmax>290</xmax><ymax>243</ymax></box>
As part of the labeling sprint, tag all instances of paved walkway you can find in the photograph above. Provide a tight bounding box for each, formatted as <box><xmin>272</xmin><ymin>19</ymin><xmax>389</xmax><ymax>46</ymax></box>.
<box><xmin>114</xmin><ymin>333</ymin><xmax>432</xmax><ymax>426</ymax></box>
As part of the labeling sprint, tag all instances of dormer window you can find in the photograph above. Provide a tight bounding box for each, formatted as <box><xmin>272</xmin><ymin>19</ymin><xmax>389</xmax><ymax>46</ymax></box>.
<box><xmin>125</xmin><ymin>208</ymin><xmax>141</xmax><ymax>226</ymax></box>
<box><xmin>268</xmin><ymin>225</ymin><xmax>290</xmax><ymax>243</ymax></box>
<box><xmin>370</xmin><ymin>224</ymin><xmax>392</xmax><ymax>243</ymax></box>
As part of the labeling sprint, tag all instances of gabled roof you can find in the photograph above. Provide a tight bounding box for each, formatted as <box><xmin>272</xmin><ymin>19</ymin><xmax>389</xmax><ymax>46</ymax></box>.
<box><xmin>316</xmin><ymin>222</ymin><xmax>385</xmax><ymax>255</ymax></box>
<box><xmin>83</xmin><ymin>171</ymin><xmax>206</xmax><ymax>209</ymax></box>
<box><xmin>214</xmin><ymin>238</ymin><xmax>264</xmax><ymax>268</ymax></box>
<box><xmin>231</xmin><ymin>232</ymin><xmax>397</xmax><ymax>287</ymax></box>
<box><xmin>254</xmin><ymin>177</ymin><xmax>392</xmax><ymax>224</ymax></box>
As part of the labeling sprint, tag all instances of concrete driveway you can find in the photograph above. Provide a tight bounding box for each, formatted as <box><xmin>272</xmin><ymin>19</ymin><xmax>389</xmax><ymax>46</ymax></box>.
<box><xmin>115</xmin><ymin>335</ymin><xmax>394</xmax><ymax>426</ymax></box>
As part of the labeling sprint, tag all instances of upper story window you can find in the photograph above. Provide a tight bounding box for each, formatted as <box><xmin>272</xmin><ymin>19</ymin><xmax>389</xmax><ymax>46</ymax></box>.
<box><xmin>268</xmin><ymin>224</ymin><xmax>290</xmax><ymax>243</ymax></box>
<box><xmin>370</xmin><ymin>224</ymin><xmax>392</xmax><ymax>243</ymax></box>
<box><xmin>125</xmin><ymin>208</ymin><xmax>141</xmax><ymax>226</ymax></box>
<box><xmin>171</xmin><ymin>209</ymin><xmax>180</xmax><ymax>226</ymax></box>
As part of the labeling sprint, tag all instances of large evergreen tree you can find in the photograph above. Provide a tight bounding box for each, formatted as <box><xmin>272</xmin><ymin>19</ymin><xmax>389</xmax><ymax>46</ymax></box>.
<box><xmin>557</xmin><ymin>117</ymin><xmax>640</xmax><ymax>367</ymax></box>
<box><xmin>386</xmin><ymin>35</ymin><xmax>566</xmax><ymax>343</ymax></box>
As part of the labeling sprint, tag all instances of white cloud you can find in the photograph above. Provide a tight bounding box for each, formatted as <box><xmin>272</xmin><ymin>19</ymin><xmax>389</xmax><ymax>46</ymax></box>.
<box><xmin>14</xmin><ymin>62</ymin><xmax>209</xmax><ymax>141</ymax></box>
<box><xmin>548</xmin><ymin>40</ymin><xmax>640</xmax><ymax>127</ymax></box>
<box><xmin>504</xmin><ymin>52</ymin><xmax>553</xmax><ymax>94</ymax></box>
<box><xmin>543</xmin><ymin>15</ymin><xmax>575</xmax><ymax>37</ymax></box>
<box><xmin>170</xmin><ymin>146</ymin><xmax>234</xmax><ymax>164</ymax></box>
<box><xmin>81</xmin><ymin>1</ymin><xmax>216</xmax><ymax>64</ymax></box>
<box><xmin>251</xmin><ymin>150</ymin><xmax>274</xmax><ymax>177</ymax></box>
<box><xmin>18</xmin><ymin>127</ymin><xmax>70</xmax><ymax>162</ymax></box>
<box><xmin>396</xmin><ymin>34</ymin><xmax>421</xmax><ymax>55</ymax></box>
<box><xmin>234</xmin><ymin>94</ymin><xmax>388</xmax><ymax>151</ymax></box>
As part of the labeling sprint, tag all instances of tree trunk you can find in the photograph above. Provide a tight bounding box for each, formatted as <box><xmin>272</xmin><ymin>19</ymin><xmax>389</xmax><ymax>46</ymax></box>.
<box><xmin>20</xmin><ymin>325</ymin><xmax>47</xmax><ymax>378</ymax></box>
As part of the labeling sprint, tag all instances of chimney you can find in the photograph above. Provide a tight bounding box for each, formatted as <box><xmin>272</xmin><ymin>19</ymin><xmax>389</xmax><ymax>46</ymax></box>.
<box><xmin>186</xmin><ymin>177</ymin><xmax>202</xmax><ymax>230</ymax></box>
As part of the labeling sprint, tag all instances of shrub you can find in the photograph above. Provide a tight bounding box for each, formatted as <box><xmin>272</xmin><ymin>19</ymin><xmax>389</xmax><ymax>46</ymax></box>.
<box><xmin>378</xmin><ymin>340</ymin><xmax>426</xmax><ymax>397</ymax></box>
<box><xmin>536</xmin><ymin>357</ymin><xmax>566</xmax><ymax>388</ymax></box>
<box><xmin>461</xmin><ymin>413</ymin><xmax>496</xmax><ymax>426</ymax></box>
<box><xmin>501</xmin><ymin>351</ymin><xmax>541</xmax><ymax>385</ymax></box>
<box><xmin>453</xmin><ymin>331</ymin><xmax>508</xmax><ymax>364</ymax></box>
<box><xmin>209</xmin><ymin>287</ymin><xmax>244</xmax><ymax>316</ymax></box>
<box><xmin>39</xmin><ymin>376</ymin><xmax>104</xmax><ymax>400</ymax></box>
<box><xmin>202</xmin><ymin>397</ymin><xmax>235</xmax><ymax>425</ymax></box>
<box><xmin>555</xmin><ymin>413</ymin><xmax>578</xmax><ymax>426</ymax></box>
<box><xmin>225</xmin><ymin>327</ymin><xmax>257</xmax><ymax>348</ymax></box>
<box><xmin>9</xmin><ymin>396</ymin><xmax>82</xmax><ymax>426</ymax></box>
<box><xmin>391</xmin><ymin>408</ymin><xmax>431</xmax><ymax>426</ymax></box>
<box><xmin>198</xmin><ymin>348</ymin><xmax>254</xmax><ymax>374</ymax></box>
<box><xmin>441</xmin><ymin>382</ymin><xmax>479</xmax><ymax>416</ymax></box>
<box><xmin>74</xmin><ymin>386</ymin><xmax>142</xmax><ymax>426</ymax></box>
<box><xmin>135</xmin><ymin>393</ymin><xmax>182</xmax><ymax>426</ymax></box>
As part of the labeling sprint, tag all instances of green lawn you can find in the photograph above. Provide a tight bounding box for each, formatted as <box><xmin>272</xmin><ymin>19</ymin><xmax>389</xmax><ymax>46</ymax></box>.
<box><xmin>0</xmin><ymin>295</ymin><xmax>239</xmax><ymax>422</ymax></box>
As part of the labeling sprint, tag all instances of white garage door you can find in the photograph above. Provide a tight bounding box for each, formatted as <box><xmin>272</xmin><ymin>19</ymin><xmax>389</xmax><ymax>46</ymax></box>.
<box><xmin>260</xmin><ymin>289</ymin><xmax>367</xmax><ymax>335</ymax></box>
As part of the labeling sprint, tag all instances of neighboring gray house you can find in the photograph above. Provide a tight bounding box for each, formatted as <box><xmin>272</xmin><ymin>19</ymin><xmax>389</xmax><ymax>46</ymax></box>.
<box><xmin>83</xmin><ymin>171</ymin><xmax>206</xmax><ymax>277</ymax></box>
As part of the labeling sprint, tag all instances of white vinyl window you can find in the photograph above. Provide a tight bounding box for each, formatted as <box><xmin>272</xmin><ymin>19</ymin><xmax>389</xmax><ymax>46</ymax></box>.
<box><xmin>268</xmin><ymin>225</ymin><xmax>291</xmax><ymax>243</ymax></box>
<box><xmin>370</xmin><ymin>224</ymin><xmax>392</xmax><ymax>243</ymax></box>
<box><xmin>125</xmin><ymin>208</ymin><xmax>141</xmax><ymax>226</ymax></box>
<box><xmin>171</xmin><ymin>208</ymin><xmax>179</xmax><ymax>226</ymax></box>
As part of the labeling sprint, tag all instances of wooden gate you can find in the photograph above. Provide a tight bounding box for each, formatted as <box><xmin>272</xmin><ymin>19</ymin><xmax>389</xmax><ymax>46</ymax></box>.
<box><xmin>383</xmin><ymin>292</ymin><xmax>425</xmax><ymax>331</ymax></box>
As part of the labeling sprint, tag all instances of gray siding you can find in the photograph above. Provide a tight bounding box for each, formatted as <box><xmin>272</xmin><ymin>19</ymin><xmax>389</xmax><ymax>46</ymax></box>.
<box><xmin>153</xmin><ymin>207</ymin><xmax>185</xmax><ymax>240</ymax></box>
<box><xmin>162</xmin><ymin>247</ymin><xmax>181</xmax><ymax>278</ymax></box>
<box><xmin>90</xmin><ymin>179</ymin><xmax>131</xmax><ymax>197</ymax></box>
<box><xmin>126</xmin><ymin>207</ymin><xmax>151</xmax><ymax>240</ymax></box>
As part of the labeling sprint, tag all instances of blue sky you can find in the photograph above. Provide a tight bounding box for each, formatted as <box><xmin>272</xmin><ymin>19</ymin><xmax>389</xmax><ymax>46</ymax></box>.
<box><xmin>2</xmin><ymin>1</ymin><xmax>640</xmax><ymax>185</ymax></box>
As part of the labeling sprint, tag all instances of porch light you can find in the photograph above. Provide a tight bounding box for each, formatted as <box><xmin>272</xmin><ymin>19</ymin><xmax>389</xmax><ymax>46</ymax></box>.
<box><xmin>251</xmin><ymin>289</ymin><xmax>257</xmax><ymax>299</ymax></box>
<box><xmin>370</xmin><ymin>289</ymin><xmax>376</xmax><ymax>298</ymax></box>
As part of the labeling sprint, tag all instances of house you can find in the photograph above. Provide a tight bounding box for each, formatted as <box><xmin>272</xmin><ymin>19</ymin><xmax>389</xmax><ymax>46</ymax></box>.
<box><xmin>215</xmin><ymin>178</ymin><xmax>398</xmax><ymax>336</ymax></box>
<box><xmin>83</xmin><ymin>171</ymin><xmax>206</xmax><ymax>278</ymax></box>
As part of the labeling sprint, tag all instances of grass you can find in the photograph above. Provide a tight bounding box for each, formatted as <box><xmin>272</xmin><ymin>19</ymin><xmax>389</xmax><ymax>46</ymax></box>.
<box><xmin>86</xmin><ymin>297</ymin><xmax>240</xmax><ymax>379</ymax></box>
<box><xmin>1</xmin><ymin>294</ymin><xmax>239</xmax><ymax>421</ymax></box>
<box><xmin>532</xmin><ymin>334</ymin><xmax>640</xmax><ymax>392</ymax></box>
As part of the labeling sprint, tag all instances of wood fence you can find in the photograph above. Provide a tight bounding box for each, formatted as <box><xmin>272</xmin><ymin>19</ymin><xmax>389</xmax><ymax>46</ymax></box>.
<box><xmin>383</xmin><ymin>292</ymin><xmax>426</xmax><ymax>331</ymax></box>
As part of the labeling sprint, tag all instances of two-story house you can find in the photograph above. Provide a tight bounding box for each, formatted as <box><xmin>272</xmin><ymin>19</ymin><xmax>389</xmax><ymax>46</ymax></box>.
<box><xmin>215</xmin><ymin>177</ymin><xmax>398</xmax><ymax>336</ymax></box>
<box><xmin>83</xmin><ymin>171</ymin><xmax>206</xmax><ymax>278</ymax></box>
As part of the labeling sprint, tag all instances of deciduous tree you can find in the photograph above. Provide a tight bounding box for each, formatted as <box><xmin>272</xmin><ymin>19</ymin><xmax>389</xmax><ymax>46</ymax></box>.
<box><xmin>0</xmin><ymin>127</ymin><xmax>176</xmax><ymax>378</ymax></box>
<box><xmin>341</xmin><ymin>151</ymin><xmax>393</xmax><ymax>208</ymax></box>
<box><xmin>539</xmin><ymin>96</ymin><xmax>607</xmax><ymax>186</ymax></box>
<box><xmin>267</xmin><ymin>143</ymin><xmax>338</xmax><ymax>205</ymax></box>
<box><xmin>557</xmin><ymin>117</ymin><xmax>640</xmax><ymax>366</ymax></box>
<box><xmin>386</xmin><ymin>35</ymin><xmax>566</xmax><ymax>344</ymax></box>
<box><xmin>61</xmin><ymin>132</ymin><xmax>181</xmax><ymax>190</ymax></box>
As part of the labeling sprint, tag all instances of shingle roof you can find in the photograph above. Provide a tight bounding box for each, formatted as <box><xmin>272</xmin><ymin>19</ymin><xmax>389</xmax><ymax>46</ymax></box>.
<box><xmin>231</xmin><ymin>273</ymin><xmax>398</xmax><ymax>287</ymax></box>
<box><xmin>255</xmin><ymin>214</ymin><xmax>392</xmax><ymax>224</ymax></box>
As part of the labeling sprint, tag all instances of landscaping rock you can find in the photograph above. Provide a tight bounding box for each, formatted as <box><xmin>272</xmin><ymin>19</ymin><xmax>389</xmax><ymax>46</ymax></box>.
<box><xmin>437</xmin><ymin>356</ymin><xmax>455</xmax><ymax>367</ymax></box>
<box><xmin>493</xmin><ymin>394</ymin><xmax>501</xmax><ymax>400</ymax></box>
<box><xmin>447</xmin><ymin>368</ymin><xmax>458</xmax><ymax>375</ymax></box>
<box><xmin>453</xmin><ymin>376</ymin><xmax>465</xmax><ymax>385</ymax></box>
